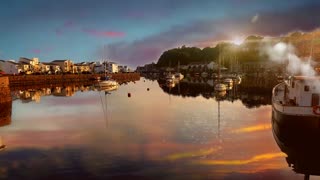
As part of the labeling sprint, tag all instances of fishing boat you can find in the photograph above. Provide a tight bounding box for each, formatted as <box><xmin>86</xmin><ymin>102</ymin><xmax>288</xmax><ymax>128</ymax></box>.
<box><xmin>272</xmin><ymin>76</ymin><xmax>320</xmax><ymax>127</ymax></box>
<box><xmin>214</xmin><ymin>46</ymin><xmax>227</xmax><ymax>92</ymax></box>
<box><xmin>272</xmin><ymin>102</ymin><xmax>320</xmax><ymax>179</ymax></box>
<box><xmin>223</xmin><ymin>78</ymin><xmax>233</xmax><ymax>86</ymax></box>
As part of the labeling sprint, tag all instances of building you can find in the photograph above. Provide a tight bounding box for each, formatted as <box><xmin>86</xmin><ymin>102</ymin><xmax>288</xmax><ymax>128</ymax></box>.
<box><xmin>41</xmin><ymin>62</ymin><xmax>61</xmax><ymax>74</ymax></box>
<box><xmin>74</xmin><ymin>62</ymin><xmax>91</xmax><ymax>73</ymax></box>
<box><xmin>106</xmin><ymin>62</ymin><xmax>118</xmax><ymax>73</ymax></box>
<box><xmin>51</xmin><ymin>60</ymin><xmax>75</xmax><ymax>73</ymax></box>
<box><xmin>19</xmin><ymin>57</ymin><xmax>41</xmax><ymax>73</ymax></box>
<box><xmin>118</xmin><ymin>65</ymin><xmax>130</xmax><ymax>72</ymax></box>
<box><xmin>0</xmin><ymin>60</ymin><xmax>20</xmax><ymax>74</ymax></box>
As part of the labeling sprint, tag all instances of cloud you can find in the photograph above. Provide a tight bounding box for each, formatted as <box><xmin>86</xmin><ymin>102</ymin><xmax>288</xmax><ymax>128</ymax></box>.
<box><xmin>82</xmin><ymin>29</ymin><xmax>125</xmax><ymax>38</ymax></box>
<box><xmin>29</xmin><ymin>47</ymin><xmax>54</xmax><ymax>54</ymax></box>
<box><xmin>251</xmin><ymin>14</ymin><xmax>259</xmax><ymax>23</ymax></box>
<box><xmin>100</xmin><ymin>3</ymin><xmax>320</xmax><ymax>68</ymax></box>
<box><xmin>54</xmin><ymin>20</ymin><xmax>77</xmax><ymax>36</ymax></box>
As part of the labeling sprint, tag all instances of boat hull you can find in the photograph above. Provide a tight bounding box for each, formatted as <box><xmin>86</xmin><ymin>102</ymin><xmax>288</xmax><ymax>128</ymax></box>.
<box><xmin>272</xmin><ymin>105</ymin><xmax>320</xmax><ymax>129</ymax></box>
<box><xmin>272</xmin><ymin>109</ymin><xmax>320</xmax><ymax>176</ymax></box>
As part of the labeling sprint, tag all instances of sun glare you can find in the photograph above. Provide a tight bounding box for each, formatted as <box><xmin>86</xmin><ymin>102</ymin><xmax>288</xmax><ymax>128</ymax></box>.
<box><xmin>232</xmin><ymin>37</ymin><xmax>244</xmax><ymax>45</ymax></box>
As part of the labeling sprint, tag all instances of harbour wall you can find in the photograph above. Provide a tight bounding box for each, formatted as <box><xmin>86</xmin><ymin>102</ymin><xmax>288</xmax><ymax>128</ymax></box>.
<box><xmin>0</xmin><ymin>77</ymin><xmax>11</xmax><ymax>103</ymax></box>
<box><xmin>8</xmin><ymin>73</ymin><xmax>140</xmax><ymax>87</ymax></box>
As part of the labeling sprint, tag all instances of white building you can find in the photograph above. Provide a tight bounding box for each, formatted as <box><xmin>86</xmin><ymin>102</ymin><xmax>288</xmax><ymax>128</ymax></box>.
<box><xmin>118</xmin><ymin>65</ymin><xmax>130</xmax><ymax>72</ymax></box>
<box><xmin>51</xmin><ymin>60</ymin><xmax>75</xmax><ymax>73</ymax></box>
<box><xmin>106</xmin><ymin>62</ymin><xmax>118</xmax><ymax>73</ymax></box>
<box><xmin>0</xmin><ymin>60</ymin><xmax>19</xmax><ymax>74</ymax></box>
<box><xmin>41</xmin><ymin>63</ymin><xmax>61</xmax><ymax>74</ymax></box>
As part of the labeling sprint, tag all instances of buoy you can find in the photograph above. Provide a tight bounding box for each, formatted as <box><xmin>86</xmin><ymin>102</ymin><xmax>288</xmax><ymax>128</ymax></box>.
<box><xmin>147</xmin><ymin>88</ymin><xmax>150</xmax><ymax>91</ymax></box>
<box><xmin>128</xmin><ymin>93</ymin><xmax>131</xmax><ymax>97</ymax></box>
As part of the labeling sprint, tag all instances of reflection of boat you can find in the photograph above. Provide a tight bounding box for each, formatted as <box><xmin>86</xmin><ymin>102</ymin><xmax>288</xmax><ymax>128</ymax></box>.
<box><xmin>97</xmin><ymin>84</ymin><xmax>119</xmax><ymax>92</ymax></box>
<box><xmin>272</xmin><ymin>107</ymin><xmax>320</xmax><ymax>179</ymax></box>
<box><xmin>0</xmin><ymin>137</ymin><xmax>6</xmax><ymax>150</ymax></box>
<box><xmin>97</xmin><ymin>78</ymin><xmax>119</xmax><ymax>89</ymax></box>
<box><xmin>272</xmin><ymin>76</ymin><xmax>320</xmax><ymax>126</ymax></box>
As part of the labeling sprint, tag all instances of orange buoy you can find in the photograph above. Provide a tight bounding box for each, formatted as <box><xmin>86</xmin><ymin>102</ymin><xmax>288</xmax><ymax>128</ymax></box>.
<box><xmin>128</xmin><ymin>93</ymin><xmax>131</xmax><ymax>97</ymax></box>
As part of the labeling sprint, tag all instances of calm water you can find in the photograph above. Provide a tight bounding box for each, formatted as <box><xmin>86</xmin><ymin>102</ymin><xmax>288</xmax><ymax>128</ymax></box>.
<box><xmin>0</xmin><ymin>77</ymin><xmax>315</xmax><ymax>179</ymax></box>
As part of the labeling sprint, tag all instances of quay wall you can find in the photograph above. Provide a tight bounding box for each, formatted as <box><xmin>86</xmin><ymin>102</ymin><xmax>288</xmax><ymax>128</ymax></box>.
<box><xmin>8</xmin><ymin>73</ymin><xmax>140</xmax><ymax>87</ymax></box>
<box><xmin>0</xmin><ymin>77</ymin><xmax>11</xmax><ymax>103</ymax></box>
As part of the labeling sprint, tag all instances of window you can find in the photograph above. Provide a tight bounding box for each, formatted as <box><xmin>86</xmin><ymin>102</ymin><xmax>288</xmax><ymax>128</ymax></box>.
<box><xmin>305</xmin><ymin>85</ymin><xmax>310</xmax><ymax>92</ymax></box>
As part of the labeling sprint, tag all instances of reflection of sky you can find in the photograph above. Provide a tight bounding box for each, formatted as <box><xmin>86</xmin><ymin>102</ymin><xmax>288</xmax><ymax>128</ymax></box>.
<box><xmin>0</xmin><ymin>78</ymin><xmax>305</xmax><ymax>178</ymax></box>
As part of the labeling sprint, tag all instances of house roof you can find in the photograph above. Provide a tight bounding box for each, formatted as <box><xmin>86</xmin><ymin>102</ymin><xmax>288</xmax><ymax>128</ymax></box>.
<box><xmin>52</xmin><ymin>60</ymin><xmax>67</xmax><ymax>62</ymax></box>
<box><xmin>20</xmin><ymin>57</ymin><xmax>33</xmax><ymax>61</ymax></box>
<box><xmin>42</xmin><ymin>62</ymin><xmax>57</xmax><ymax>65</ymax></box>
<box><xmin>7</xmin><ymin>61</ymin><xmax>19</xmax><ymax>65</ymax></box>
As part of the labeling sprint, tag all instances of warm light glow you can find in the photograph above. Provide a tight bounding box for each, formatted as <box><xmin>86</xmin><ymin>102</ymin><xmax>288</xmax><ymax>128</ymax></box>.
<box><xmin>232</xmin><ymin>124</ymin><xmax>272</xmax><ymax>133</ymax></box>
<box><xmin>232</xmin><ymin>37</ymin><xmax>244</xmax><ymax>45</ymax></box>
<box><xmin>194</xmin><ymin>152</ymin><xmax>286</xmax><ymax>165</ymax></box>
<box><xmin>163</xmin><ymin>147</ymin><xmax>221</xmax><ymax>161</ymax></box>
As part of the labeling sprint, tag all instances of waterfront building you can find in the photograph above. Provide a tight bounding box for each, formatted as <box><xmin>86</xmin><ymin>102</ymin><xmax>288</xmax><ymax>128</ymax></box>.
<box><xmin>106</xmin><ymin>62</ymin><xmax>118</xmax><ymax>73</ymax></box>
<box><xmin>19</xmin><ymin>57</ymin><xmax>41</xmax><ymax>73</ymax></box>
<box><xmin>118</xmin><ymin>65</ymin><xmax>130</xmax><ymax>72</ymax></box>
<box><xmin>41</xmin><ymin>62</ymin><xmax>61</xmax><ymax>74</ymax></box>
<box><xmin>0</xmin><ymin>60</ymin><xmax>19</xmax><ymax>74</ymax></box>
<box><xmin>51</xmin><ymin>59</ymin><xmax>75</xmax><ymax>73</ymax></box>
<box><xmin>74</xmin><ymin>62</ymin><xmax>91</xmax><ymax>73</ymax></box>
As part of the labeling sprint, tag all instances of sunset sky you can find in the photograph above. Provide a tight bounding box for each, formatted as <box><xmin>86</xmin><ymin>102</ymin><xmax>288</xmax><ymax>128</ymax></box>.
<box><xmin>0</xmin><ymin>0</ymin><xmax>319</xmax><ymax>68</ymax></box>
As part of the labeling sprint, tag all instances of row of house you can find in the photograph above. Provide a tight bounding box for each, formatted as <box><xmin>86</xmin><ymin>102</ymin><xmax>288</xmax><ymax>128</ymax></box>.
<box><xmin>0</xmin><ymin>57</ymin><xmax>131</xmax><ymax>75</ymax></box>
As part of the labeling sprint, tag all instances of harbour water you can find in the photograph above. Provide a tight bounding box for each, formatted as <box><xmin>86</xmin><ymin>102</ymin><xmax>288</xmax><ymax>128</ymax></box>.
<box><xmin>0</xmin><ymin>77</ymin><xmax>313</xmax><ymax>179</ymax></box>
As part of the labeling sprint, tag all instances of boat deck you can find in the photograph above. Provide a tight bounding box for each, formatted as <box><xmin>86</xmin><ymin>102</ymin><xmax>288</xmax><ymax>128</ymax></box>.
<box><xmin>272</xmin><ymin>83</ymin><xmax>318</xmax><ymax>116</ymax></box>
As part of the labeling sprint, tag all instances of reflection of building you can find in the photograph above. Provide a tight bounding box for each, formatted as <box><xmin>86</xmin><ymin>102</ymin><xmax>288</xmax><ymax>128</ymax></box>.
<box><xmin>0</xmin><ymin>101</ymin><xmax>12</xmax><ymax>127</ymax></box>
<box><xmin>52</xmin><ymin>86</ymin><xmax>76</xmax><ymax>97</ymax></box>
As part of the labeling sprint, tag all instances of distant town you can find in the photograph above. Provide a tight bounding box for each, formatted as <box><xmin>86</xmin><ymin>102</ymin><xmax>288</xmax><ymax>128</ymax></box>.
<box><xmin>0</xmin><ymin>57</ymin><xmax>133</xmax><ymax>75</ymax></box>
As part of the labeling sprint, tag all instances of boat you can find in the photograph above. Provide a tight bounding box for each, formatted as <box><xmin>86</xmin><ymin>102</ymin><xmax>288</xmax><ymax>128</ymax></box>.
<box><xmin>272</xmin><ymin>76</ymin><xmax>320</xmax><ymax>127</ymax></box>
<box><xmin>272</xmin><ymin>103</ymin><xmax>320</xmax><ymax>179</ymax></box>
<box><xmin>201</xmin><ymin>72</ymin><xmax>208</xmax><ymax>78</ymax></box>
<box><xmin>174</xmin><ymin>72</ymin><xmax>184</xmax><ymax>80</ymax></box>
<box><xmin>214</xmin><ymin>46</ymin><xmax>227</xmax><ymax>92</ymax></box>
<box><xmin>166</xmin><ymin>73</ymin><xmax>175</xmax><ymax>83</ymax></box>
<box><xmin>214</xmin><ymin>83</ymin><xmax>227</xmax><ymax>91</ymax></box>
<box><xmin>223</xmin><ymin>78</ymin><xmax>233</xmax><ymax>86</ymax></box>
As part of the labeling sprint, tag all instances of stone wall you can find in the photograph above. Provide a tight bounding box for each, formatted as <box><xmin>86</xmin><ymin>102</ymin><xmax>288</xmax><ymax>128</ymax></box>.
<box><xmin>0</xmin><ymin>77</ymin><xmax>11</xmax><ymax>103</ymax></box>
<box><xmin>0</xmin><ymin>101</ymin><xmax>11</xmax><ymax>127</ymax></box>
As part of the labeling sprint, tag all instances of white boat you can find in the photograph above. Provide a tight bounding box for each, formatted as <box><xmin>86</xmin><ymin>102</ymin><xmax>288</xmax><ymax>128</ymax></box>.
<box><xmin>174</xmin><ymin>73</ymin><xmax>184</xmax><ymax>80</ymax></box>
<box><xmin>214</xmin><ymin>46</ymin><xmax>227</xmax><ymax>92</ymax></box>
<box><xmin>272</xmin><ymin>76</ymin><xmax>320</xmax><ymax>127</ymax></box>
<box><xmin>201</xmin><ymin>72</ymin><xmax>208</xmax><ymax>78</ymax></box>
<box><xmin>166</xmin><ymin>74</ymin><xmax>175</xmax><ymax>83</ymax></box>
<box><xmin>214</xmin><ymin>83</ymin><xmax>227</xmax><ymax>92</ymax></box>
<box><xmin>223</xmin><ymin>78</ymin><xmax>233</xmax><ymax>86</ymax></box>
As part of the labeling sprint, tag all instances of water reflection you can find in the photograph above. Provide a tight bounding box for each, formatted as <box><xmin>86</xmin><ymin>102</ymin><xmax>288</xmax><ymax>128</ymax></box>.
<box><xmin>272</xmin><ymin>111</ymin><xmax>320</xmax><ymax>179</ymax></box>
<box><xmin>0</xmin><ymin>101</ymin><xmax>12</xmax><ymax>127</ymax></box>
<box><xmin>0</xmin><ymin>78</ymin><xmax>301</xmax><ymax>179</ymax></box>
<box><xmin>157</xmin><ymin>76</ymin><xmax>278</xmax><ymax>108</ymax></box>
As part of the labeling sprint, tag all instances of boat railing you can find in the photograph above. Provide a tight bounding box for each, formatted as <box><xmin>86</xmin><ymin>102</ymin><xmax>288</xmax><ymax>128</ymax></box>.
<box><xmin>272</xmin><ymin>82</ymin><xmax>316</xmax><ymax>115</ymax></box>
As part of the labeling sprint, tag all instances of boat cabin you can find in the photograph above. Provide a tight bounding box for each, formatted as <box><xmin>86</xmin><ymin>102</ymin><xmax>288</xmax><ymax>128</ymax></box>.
<box><xmin>285</xmin><ymin>76</ymin><xmax>320</xmax><ymax>107</ymax></box>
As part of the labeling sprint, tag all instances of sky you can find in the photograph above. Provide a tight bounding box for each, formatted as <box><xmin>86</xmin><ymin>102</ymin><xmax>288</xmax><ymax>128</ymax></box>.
<box><xmin>0</xmin><ymin>0</ymin><xmax>320</xmax><ymax>68</ymax></box>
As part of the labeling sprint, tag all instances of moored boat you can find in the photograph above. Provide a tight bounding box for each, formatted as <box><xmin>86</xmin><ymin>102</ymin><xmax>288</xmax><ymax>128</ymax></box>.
<box><xmin>272</xmin><ymin>76</ymin><xmax>320</xmax><ymax>128</ymax></box>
